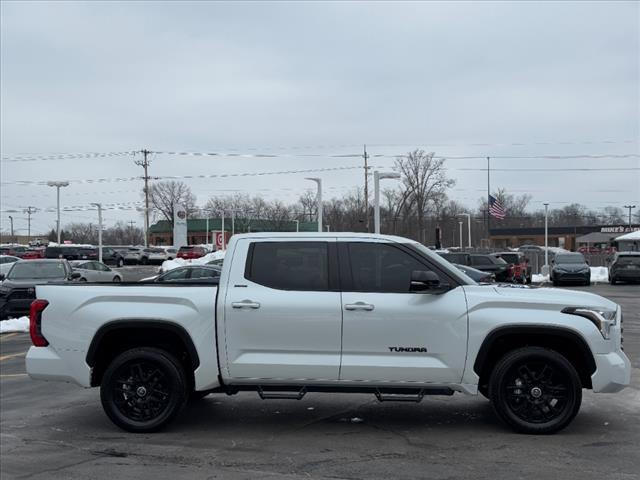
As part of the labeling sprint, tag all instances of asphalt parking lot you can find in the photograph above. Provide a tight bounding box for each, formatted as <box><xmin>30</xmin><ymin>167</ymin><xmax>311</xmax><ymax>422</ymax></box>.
<box><xmin>1</xmin><ymin>283</ymin><xmax>639</xmax><ymax>480</ymax></box>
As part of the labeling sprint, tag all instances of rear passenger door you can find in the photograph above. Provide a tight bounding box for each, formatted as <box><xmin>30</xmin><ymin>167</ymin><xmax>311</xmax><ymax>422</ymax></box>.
<box><xmin>223</xmin><ymin>239</ymin><xmax>342</xmax><ymax>382</ymax></box>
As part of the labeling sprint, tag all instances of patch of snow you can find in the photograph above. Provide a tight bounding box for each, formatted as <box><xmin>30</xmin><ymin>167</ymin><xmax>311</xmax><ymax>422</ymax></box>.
<box><xmin>532</xmin><ymin>273</ymin><xmax>550</xmax><ymax>283</ymax></box>
<box><xmin>160</xmin><ymin>250</ymin><xmax>226</xmax><ymax>272</ymax></box>
<box><xmin>0</xmin><ymin>316</ymin><xmax>29</xmax><ymax>333</ymax></box>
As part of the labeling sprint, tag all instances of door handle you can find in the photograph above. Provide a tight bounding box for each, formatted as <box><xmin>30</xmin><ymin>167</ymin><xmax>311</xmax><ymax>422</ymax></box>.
<box><xmin>344</xmin><ymin>302</ymin><xmax>375</xmax><ymax>311</ymax></box>
<box><xmin>231</xmin><ymin>300</ymin><xmax>261</xmax><ymax>309</ymax></box>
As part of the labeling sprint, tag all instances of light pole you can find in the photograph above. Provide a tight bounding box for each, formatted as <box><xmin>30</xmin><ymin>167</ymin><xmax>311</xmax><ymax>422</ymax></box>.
<box><xmin>623</xmin><ymin>205</ymin><xmax>636</xmax><ymax>230</ymax></box>
<box><xmin>543</xmin><ymin>202</ymin><xmax>549</xmax><ymax>276</ymax></box>
<box><xmin>221</xmin><ymin>210</ymin><xmax>226</xmax><ymax>250</ymax></box>
<box><xmin>91</xmin><ymin>203</ymin><xmax>103</xmax><ymax>263</ymax></box>
<box><xmin>294</xmin><ymin>219</ymin><xmax>299</xmax><ymax>232</ymax></box>
<box><xmin>373</xmin><ymin>171</ymin><xmax>401</xmax><ymax>234</ymax></box>
<box><xmin>305</xmin><ymin>178</ymin><xmax>323</xmax><ymax>232</ymax></box>
<box><xmin>459</xmin><ymin>213</ymin><xmax>472</xmax><ymax>249</ymax></box>
<box><xmin>458</xmin><ymin>221</ymin><xmax>463</xmax><ymax>248</ymax></box>
<box><xmin>47</xmin><ymin>181</ymin><xmax>69</xmax><ymax>244</ymax></box>
<box><xmin>8</xmin><ymin>215</ymin><xmax>14</xmax><ymax>242</ymax></box>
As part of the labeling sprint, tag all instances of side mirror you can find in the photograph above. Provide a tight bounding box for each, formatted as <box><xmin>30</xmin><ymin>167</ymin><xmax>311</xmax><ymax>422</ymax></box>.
<box><xmin>410</xmin><ymin>270</ymin><xmax>442</xmax><ymax>292</ymax></box>
<box><xmin>70</xmin><ymin>272</ymin><xmax>81</xmax><ymax>280</ymax></box>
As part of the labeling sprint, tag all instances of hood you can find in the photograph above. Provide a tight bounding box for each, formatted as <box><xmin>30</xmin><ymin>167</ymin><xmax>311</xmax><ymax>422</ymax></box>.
<box><xmin>1</xmin><ymin>278</ymin><xmax>68</xmax><ymax>289</ymax></box>
<box><xmin>553</xmin><ymin>263</ymin><xmax>589</xmax><ymax>272</ymax></box>
<box><xmin>462</xmin><ymin>284</ymin><xmax>617</xmax><ymax>314</ymax></box>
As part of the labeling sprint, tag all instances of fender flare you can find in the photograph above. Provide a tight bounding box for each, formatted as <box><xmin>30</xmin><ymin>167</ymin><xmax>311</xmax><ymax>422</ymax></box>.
<box><xmin>86</xmin><ymin>319</ymin><xmax>200</xmax><ymax>369</ymax></box>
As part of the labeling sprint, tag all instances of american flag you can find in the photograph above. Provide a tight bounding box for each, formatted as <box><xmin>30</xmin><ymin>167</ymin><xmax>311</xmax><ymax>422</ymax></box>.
<box><xmin>489</xmin><ymin>194</ymin><xmax>506</xmax><ymax>219</ymax></box>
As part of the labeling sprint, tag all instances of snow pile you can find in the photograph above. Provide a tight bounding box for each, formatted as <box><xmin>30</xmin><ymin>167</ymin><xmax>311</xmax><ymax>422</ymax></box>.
<box><xmin>161</xmin><ymin>250</ymin><xmax>226</xmax><ymax>272</ymax></box>
<box><xmin>0</xmin><ymin>316</ymin><xmax>29</xmax><ymax>333</ymax></box>
<box><xmin>532</xmin><ymin>267</ymin><xmax>609</xmax><ymax>284</ymax></box>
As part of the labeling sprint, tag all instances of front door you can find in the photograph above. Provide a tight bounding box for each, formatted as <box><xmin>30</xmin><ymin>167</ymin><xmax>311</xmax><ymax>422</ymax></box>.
<box><xmin>223</xmin><ymin>238</ymin><xmax>342</xmax><ymax>382</ymax></box>
<box><xmin>339</xmin><ymin>241</ymin><xmax>468</xmax><ymax>384</ymax></box>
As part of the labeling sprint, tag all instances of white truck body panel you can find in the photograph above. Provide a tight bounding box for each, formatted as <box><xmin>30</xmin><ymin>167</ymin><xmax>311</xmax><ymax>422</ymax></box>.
<box><xmin>27</xmin><ymin>232</ymin><xmax>630</xmax><ymax>399</ymax></box>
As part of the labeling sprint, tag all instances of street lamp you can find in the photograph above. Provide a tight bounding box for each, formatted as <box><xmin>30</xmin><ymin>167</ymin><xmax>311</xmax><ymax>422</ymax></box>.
<box><xmin>623</xmin><ymin>205</ymin><xmax>636</xmax><ymax>230</ymax></box>
<box><xmin>458</xmin><ymin>221</ymin><xmax>463</xmax><ymax>248</ymax></box>
<box><xmin>373</xmin><ymin>171</ymin><xmax>401</xmax><ymax>234</ymax></box>
<box><xmin>543</xmin><ymin>202</ymin><xmax>550</xmax><ymax>276</ymax></box>
<box><xmin>47</xmin><ymin>181</ymin><xmax>69</xmax><ymax>244</ymax></box>
<box><xmin>294</xmin><ymin>219</ymin><xmax>299</xmax><ymax>232</ymax></box>
<box><xmin>305</xmin><ymin>178</ymin><xmax>323</xmax><ymax>232</ymax></box>
<box><xmin>91</xmin><ymin>203</ymin><xmax>103</xmax><ymax>262</ymax></box>
<box><xmin>459</xmin><ymin>213</ymin><xmax>472</xmax><ymax>250</ymax></box>
<box><xmin>8</xmin><ymin>215</ymin><xmax>14</xmax><ymax>242</ymax></box>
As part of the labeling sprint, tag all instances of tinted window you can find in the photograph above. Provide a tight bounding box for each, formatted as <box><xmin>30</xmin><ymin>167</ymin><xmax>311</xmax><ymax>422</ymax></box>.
<box><xmin>617</xmin><ymin>256</ymin><xmax>640</xmax><ymax>265</ymax></box>
<box><xmin>0</xmin><ymin>257</ymin><xmax>18</xmax><ymax>264</ymax></box>
<box><xmin>95</xmin><ymin>262</ymin><xmax>110</xmax><ymax>271</ymax></box>
<box><xmin>190</xmin><ymin>267</ymin><xmax>219</xmax><ymax>279</ymax></box>
<box><xmin>7</xmin><ymin>262</ymin><xmax>68</xmax><ymax>279</ymax></box>
<box><xmin>247</xmin><ymin>242</ymin><xmax>329</xmax><ymax>291</ymax></box>
<box><xmin>556</xmin><ymin>254</ymin><xmax>586</xmax><ymax>264</ymax></box>
<box><xmin>471</xmin><ymin>256</ymin><xmax>492</xmax><ymax>266</ymax></box>
<box><xmin>160</xmin><ymin>268</ymin><xmax>190</xmax><ymax>281</ymax></box>
<box><xmin>348</xmin><ymin>242</ymin><xmax>429</xmax><ymax>293</ymax></box>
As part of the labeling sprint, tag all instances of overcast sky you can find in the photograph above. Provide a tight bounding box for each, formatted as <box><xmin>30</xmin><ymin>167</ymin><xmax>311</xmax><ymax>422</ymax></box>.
<box><xmin>1</xmin><ymin>0</ymin><xmax>638</xmax><ymax>234</ymax></box>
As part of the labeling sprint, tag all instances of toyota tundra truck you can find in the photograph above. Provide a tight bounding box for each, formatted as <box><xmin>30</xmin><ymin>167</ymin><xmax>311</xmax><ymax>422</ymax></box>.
<box><xmin>25</xmin><ymin>233</ymin><xmax>630</xmax><ymax>434</ymax></box>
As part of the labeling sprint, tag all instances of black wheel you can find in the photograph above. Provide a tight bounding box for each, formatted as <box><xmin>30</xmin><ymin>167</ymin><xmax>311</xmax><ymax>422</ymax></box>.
<box><xmin>552</xmin><ymin>278</ymin><xmax>558</xmax><ymax>287</ymax></box>
<box><xmin>113</xmin><ymin>276</ymin><xmax>122</xmax><ymax>283</ymax></box>
<box><xmin>526</xmin><ymin>275</ymin><xmax>532</xmax><ymax>285</ymax></box>
<box><xmin>100</xmin><ymin>347</ymin><xmax>188</xmax><ymax>433</ymax></box>
<box><xmin>141</xmin><ymin>257</ymin><xmax>148</xmax><ymax>265</ymax></box>
<box><xmin>585</xmin><ymin>280</ymin><xmax>591</xmax><ymax>287</ymax></box>
<box><xmin>610</xmin><ymin>277</ymin><xmax>616</xmax><ymax>285</ymax></box>
<box><xmin>117</xmin><ymin>258</ymin><xmax>124</xmax><ymax>268</ymax></box>
<box><xmin>489</xmin><ymin>347</ymin><xmax>582</xmax><ymax>434</ymax></box>
<box><xmin>80</xmin><ymin>277</ymin><xmax>87</xmax><ymax>282</ymax></box>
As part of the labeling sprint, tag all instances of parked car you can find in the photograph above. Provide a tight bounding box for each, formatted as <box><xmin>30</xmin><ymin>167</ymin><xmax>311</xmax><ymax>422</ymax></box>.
<box><xmin>468</xmin><ymin>254</ymin><xmax>512</xmax><ymax>282</ymax></box>
<box><xmin>578</xmin><ymin>246</ymin><xmax>601</xmax><ymax>254</ymax></box>
<box><xmin>177</xmin><ymin>245</ymin><xmax>208</xmax><ymax>260</ymax></box>
<box><xmin>100</xmin><ymin>247</ymin><xmax>125</xmax><ymax>267</ymax></box>
<box><xmin>453</xmin><ymin>264</ymin><xmax>494</xmax><ymax>283</ymax></box>
<box><xmin>609</xmin><ymin>252</ymin><xmax>640</xmax><ymax>285</ymax></box>
<box><xmin>551</xmin><ymin>252</ymin><xmax>591</xmax><ymax>286</ymax></box>
<box><xmin>492</xmin><ymin>251</ymin><xmax>532</xmax><ymax>284</ymax></box>
<box><xmin>70</xmin><ymin>261</ymin><xmax>123</xmax><ymax>283</ymax></box>
<box><xmin>142</xmin><ymin>248</ymin><xmax>168</xmax><ymax>264</ymax></box>
<box><xmin>141</xmin><ymin>265</ymin><xmax>222</xmax><ymax>283</ymax></box>
<box><xmin>123</xmin><ymin>247</ymin><xmax>144</xmax><ymax>265</ymax></box>
<box><xmin>0</xmin><ymin>245</ymin><xmax>28</xmax><ymax>258</ymax></box>
<box><xmin>518</xmin><ymin>244</ymin><xmax>543</xmax><ymax>253</ymax></box>
<box><xmin>438</xmin><ymin>252</ymin><xmax>471</xmax><ymax>265</ymax></box>
<box><xmin>164</xmin><ymin>247</ymin><xmax>178</xmax><ymax>260</ymax></box>
<box><xmin>0</xmin><ymin>255</ymin><xmax>20</xmax><ymax>276</ymax></box>
<box><xmin>45</xmin><ymin>245</ymin><xmax>96</xmax><ymax>261</ymax></box>
<box><xmin>0</xmin><ymin>259</ymin><xmax>80</xmax><ymax>319</ymax></box>
<box><xmin>26</xmin><ymin>233</ymin><xmax>630</xmax><ymax>435</ymax></box>
<box><xmin>21</xmin><ymin>248</ymin><xmax>45</xmax><ymax>260</ymax></box>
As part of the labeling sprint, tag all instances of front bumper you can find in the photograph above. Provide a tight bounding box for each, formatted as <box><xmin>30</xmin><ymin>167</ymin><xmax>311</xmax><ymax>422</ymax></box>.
<box><xmin>554</xmin><ymin>271</ymin><xmax>590</xmax><ymax>283</ymax></box>
<box><xmin>591</xmin><ymin>349</ymin><xmax>631</xmax><ymax>393</ymax></box>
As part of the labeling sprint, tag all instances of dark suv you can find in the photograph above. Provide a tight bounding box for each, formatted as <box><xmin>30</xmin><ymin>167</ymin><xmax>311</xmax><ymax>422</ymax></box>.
<box><xmin>0</xmin><ymin>259</ymin><xmax>80</xmax><ymax>319</ymax></box>
<box><xmin>609</xmin><ymin>252</ymin><xmax>640</xmax><ymax>284</ymax></box>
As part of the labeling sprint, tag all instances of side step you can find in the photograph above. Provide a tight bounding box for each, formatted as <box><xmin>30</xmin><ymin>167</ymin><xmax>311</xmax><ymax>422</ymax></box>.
<box><xmin>374</xmin><ymin>387</ymin><xmax>454</xmax><ymax>403</ymax></box>
<box><xmin>257</xmin><ymin>386</ymin><xmax>307</xmax><ymax>400</ymax></box>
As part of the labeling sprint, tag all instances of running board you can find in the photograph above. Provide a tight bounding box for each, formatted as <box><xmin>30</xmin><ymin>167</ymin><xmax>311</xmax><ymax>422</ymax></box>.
<box><xmin>257</xmin><ymin>386</ymin><xmax>307</xmax><ymax>400</ymax></box>
<box><xmin>374</xmin><ymin>387</ymin><xmax>454</xmax><ymax>403</ymax></box>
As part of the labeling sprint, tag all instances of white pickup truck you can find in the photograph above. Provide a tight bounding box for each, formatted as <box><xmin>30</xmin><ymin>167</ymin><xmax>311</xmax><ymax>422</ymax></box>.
<box><xmin>26</xmin><ymin>233</ymin><xmax>630</xmax><ymax>434</ymax></box>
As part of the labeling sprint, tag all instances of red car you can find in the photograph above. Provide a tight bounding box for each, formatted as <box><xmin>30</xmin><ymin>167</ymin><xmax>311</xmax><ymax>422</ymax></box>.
<box><xmin>177</xmin><ymin>246</ymin><xmax>208</xmax><ymax>260</ymax></box>
<box><xmin>21</xmin><ymin>248</ymin><xmax>45</xmax><ymax>260</ymax></box>
<box><xmin>578</xmin><ymin>246</ymin><xmax>600</xmax><ymax>254</ymax></box>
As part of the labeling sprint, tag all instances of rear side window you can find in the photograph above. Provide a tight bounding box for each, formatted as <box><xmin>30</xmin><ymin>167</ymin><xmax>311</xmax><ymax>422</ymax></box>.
<box><xmin>246</xmin><ymin>242</ymin><xmax>329</xmax><ymax>291</ymax></box>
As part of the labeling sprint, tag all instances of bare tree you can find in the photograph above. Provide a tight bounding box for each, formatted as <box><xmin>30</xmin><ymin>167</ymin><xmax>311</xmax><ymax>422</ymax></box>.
<box><xmin>148</xmin><ymin>181</ymin><xmax>197</xmax><ymax>224</ymax></box>
<box><xmin>395</xmin><ymin>150</ymin><xmax>455</xmax><ymax>243</ymax></box>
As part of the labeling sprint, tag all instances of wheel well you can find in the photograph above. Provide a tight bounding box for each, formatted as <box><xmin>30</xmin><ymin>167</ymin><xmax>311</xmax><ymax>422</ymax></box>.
<box><xmin>474</xmin><ymin>327</ymin><xmax>596</xmax><ymax>391</ymax></box>
<box><xmin>87</xmin><ymin>321</ymin><xmax>200</xmax><ymax>388</ymax></box>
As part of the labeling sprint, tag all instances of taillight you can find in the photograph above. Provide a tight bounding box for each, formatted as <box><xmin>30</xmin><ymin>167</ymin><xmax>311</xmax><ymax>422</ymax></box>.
<box><xmin>29</xmin><ymin>299</ymin><xmax>49</xmax><ymax>347</ymax></box>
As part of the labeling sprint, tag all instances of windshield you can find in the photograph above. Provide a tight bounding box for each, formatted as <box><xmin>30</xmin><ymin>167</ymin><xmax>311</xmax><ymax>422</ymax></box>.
<box><xmin>555</xmin><ymin>254</ymin><xmax>586</xmax><ymax>264</ymax></box>
<box><xmin>8</xmin><ymin>262</ymin><xmax>67</xmax><ymax>279</ymax></box>
<box><xmin>407</xmin><ymin>243</ymin><xmax>476</xmax><ymax>285</ymax></box>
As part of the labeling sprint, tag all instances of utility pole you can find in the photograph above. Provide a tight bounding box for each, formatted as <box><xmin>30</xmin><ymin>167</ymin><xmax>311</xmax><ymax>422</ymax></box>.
<box><xmin>24</xmin><ymin>207</ymin><xmax>36</xmax><ymax>242</ymax></box>
<box><xmin>623</xmin><ymin>205</ymin><xmax>636</xmax><ymax>230</ymax></box>
<box><xmin>128</xmin><ymin>220</ymin><xmax>136</xmax><ymax>245</ymax></box>
<box><xmin>135</xmin><ymin>149</ymin><xmax>151</xmax><ymax>247</ymax></box>
<box><xmin>91</xmin><ymin>203</ymin><xmax>103</xmax><ymax>262</ymax></box>
<box><xmin>486</xmin><ymin>156</ymin><xmax>491</xmax><ymax>247</ymax></box>
<box><xmin>8</xmin><ymin>215</ymin><xmax>14</xmax><ymax>242</ymax></box>
<box><xmin>363</xmin><ymin>144</ymin><xmax>370</xmax><ymax>232</ymax></box>
<box><xmin>47</xmin><ymin>181</ymin><xmax>70</xmax><ymax>244</ymax></box>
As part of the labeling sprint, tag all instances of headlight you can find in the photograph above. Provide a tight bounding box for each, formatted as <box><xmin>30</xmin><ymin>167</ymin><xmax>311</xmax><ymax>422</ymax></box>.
<box><xmin>562</xmin><ymin>307</ymin><xmax>617</xmax><ymax>339</ymax></box>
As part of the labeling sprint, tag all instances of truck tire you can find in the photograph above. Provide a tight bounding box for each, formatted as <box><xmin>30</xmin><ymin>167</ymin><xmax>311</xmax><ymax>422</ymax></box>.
<box><xmin>100</xmin><ymin>347</ymin><xmax>188</xmax><ymax>433</ymax></box>
<box><xmin>489</xmin><ymin>347</ymin><xmax>582</xmax><ymax>435</ymax></box>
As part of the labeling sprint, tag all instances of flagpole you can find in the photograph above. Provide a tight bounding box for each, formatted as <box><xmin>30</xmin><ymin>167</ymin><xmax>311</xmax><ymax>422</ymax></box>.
<box><xmin>487</xmin><ymin>156</ymin><xmax>491</xmax><ymax>247</ymax></box>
